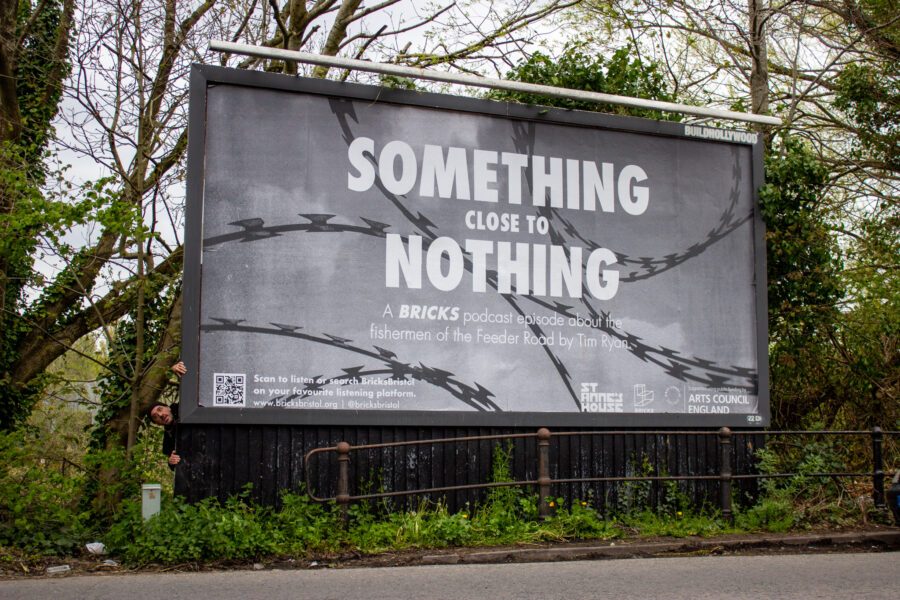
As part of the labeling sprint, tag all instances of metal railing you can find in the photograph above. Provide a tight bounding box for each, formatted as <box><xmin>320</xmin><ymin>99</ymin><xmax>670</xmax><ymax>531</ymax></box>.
<box><xmin>304</xmin><ymin>427</ymin><xmax>899</xmax><ymax>522</ymax></box>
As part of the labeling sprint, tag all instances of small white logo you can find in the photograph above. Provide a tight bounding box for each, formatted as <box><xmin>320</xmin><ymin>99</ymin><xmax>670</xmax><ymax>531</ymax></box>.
<box><xmin>580</xmin><ymin>383</ymin><xmax>624</xmax><ymax>413</ymax></box>
<box><xmin>665</xmin><ymin>385</ymin><xmax>683</xmax><ymax>406</ymax></box>
<box><xmin>683</xmin><ymin>125</ymin><xmax>759</xmax><ymax>145</ymax></box>
<box><xmin>633</xmin><ymin>384</ymin><xmax>654</xmax><ymax>407</ymax></box>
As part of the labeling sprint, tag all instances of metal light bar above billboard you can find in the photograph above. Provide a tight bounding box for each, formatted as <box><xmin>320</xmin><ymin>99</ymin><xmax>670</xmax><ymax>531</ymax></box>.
<box><xmin>209</xmin><ymin>40</ymin><xmax>782</xmax><ymax>127</ymax></box>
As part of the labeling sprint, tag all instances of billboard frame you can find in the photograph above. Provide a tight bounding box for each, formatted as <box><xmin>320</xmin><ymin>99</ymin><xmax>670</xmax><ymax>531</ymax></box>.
<box><xmin>180</xmin><ymin>64</ymin><xmax>769</xmax><ymax>428</ymax></box>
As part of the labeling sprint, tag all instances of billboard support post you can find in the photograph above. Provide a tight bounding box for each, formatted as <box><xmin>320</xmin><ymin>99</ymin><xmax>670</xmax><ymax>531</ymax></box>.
<box><xmin>537</xmin><ymin>428</ymin><xmax>552</xmax><ymax>519</ymax></box>
<box><xmin>718</xmin><ymin>427</ymin><xmax>733</xmax><ymax>523</ymax></box>
<box><xmin>337</xmin><ymin>441</ymin><xmax>352</xmax><ymax>524</ymax></box>
<box><xmin>872</xmin><ymin>427</ymin><xmax>885</xmax><ymax>508</ymax></box>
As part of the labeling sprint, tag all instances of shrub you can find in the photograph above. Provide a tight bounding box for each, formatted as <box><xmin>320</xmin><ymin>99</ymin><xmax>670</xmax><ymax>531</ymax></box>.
<box><xmin>105</xmin><ymin>491</ymin><xmax>281</xmax><ymax>564</ymax></box>
<box><xmin>0</xmin><ymin>430</ymin><xmax>95</xmax><ymax>555</ymax></box>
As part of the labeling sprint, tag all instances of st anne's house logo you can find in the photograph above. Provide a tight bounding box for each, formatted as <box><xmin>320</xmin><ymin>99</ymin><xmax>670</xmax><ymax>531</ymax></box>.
<box><xmin>580</xmin><ymin>383</ymin><xmax>624</xmax><ymax>412</ymax></box>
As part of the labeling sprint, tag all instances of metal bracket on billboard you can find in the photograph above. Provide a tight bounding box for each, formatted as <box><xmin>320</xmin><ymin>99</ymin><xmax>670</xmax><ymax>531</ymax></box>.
<box><xmin>209</xmin><ymin>40</ymin><xmax>782</xmax><ymax>127</ymax></box>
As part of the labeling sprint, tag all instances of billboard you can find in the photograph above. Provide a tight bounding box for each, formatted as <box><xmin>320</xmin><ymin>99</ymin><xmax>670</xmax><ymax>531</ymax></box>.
<box><xmin>180</xmin><ymin>65</ymin><xmax>769</xmax><ymax>427</ymax></box>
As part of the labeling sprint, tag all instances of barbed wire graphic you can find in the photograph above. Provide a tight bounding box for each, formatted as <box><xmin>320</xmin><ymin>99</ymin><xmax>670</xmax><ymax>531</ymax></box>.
<box><xmin>543</xmin><ymin>153</ymin><xmax>750</xmax><ymax>282</ymax></box>
<box><xmin>201</xmin><ymin>319</ymin><xmax>500</xmax><ymax>411</ymax></box>
<box><xmin>507</xmin><ymin>123</ymin><xmax>752</xmax><ymax>283</ymax></box>
<box><xmin>505</xmin><ymin>121</ymin><xmax>758</xmax><ymax>392</ymax></box>
<box><xmin>203</xmin><ymin>214</ymin><xmax>390</xmax><ymax>247</ymax></box>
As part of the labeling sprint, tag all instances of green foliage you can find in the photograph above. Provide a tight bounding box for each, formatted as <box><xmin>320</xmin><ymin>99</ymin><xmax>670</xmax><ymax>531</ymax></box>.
<box><xmin>346</xmin><ymin>500</ymin><xmax>476</xmax><ymax>551</ymax></box>
<box><xmin>609</xmin><ymin>454</ymin><xmax>700</xmax><ymax>519</ymax></box>
<box><xmin>833</xmin><ymin>58</ymin><xmax>899</xmax><ymax>175</ymax></box>
<box><xmin>735</xmin><ymin>442</ymin><xmax>869</xmax><ymax>531</ymax></box>
<box><xmin>82</xmin><ymin>427</ymin><xmax>173</xmax><ymax>516</ymax></box>
<box><xmin>759</xmin><ymin>129</ymin><xmax>898</xmax><ymax>428</ymax></box>
<box><xmin>1</xmin><ymin>427</ymin><xmax>881</xmax><ymax>565</ymax></box>
<box><xmin>615</xmin><ymin>454</ymin><xmax>654</xmax><ymax>515</ymax></box>
<box><xmin>0</xmin><ymin>0</ymin><xmax>77</xmax><ymax>430</ymax></box>
<box><xmin>15</xmin><ymin>0</ymin><xmax>71</xmax><ymax>172</ymax></box>
<box><xmin>735</xmin><ymin>496</ymin><xmax>794</xmax><ymax>532</ymax></box>
<box><xmin>832</xmin><ymin>196</ymin><xmax>899</xmax><ymax>428</ymax></box>
<box><xmin>759</xmin><ymin>136</ymin><xmax>849</xmax><ymax>428</ymax></box>
<box><xmin>0</xmin><ymin>429</ymin><xmax>95</xmax><ymax>555</ymax></box>
<box><xmin>467</xmin><ymin>443</ymin><xmax>537</xmax><ymax>541</ymax></box>
<box><xmin>106</xmin><ymin>491</ymin><xmax>282</xmax><ymax>564</ymax></box>
<box><xmin>548</xmin><ymin>501</ymin><xmax>622</xmax><ymax>539</ymax></box>
<box><xmin>0</xmin><ymin>397</ymin><xmax>174</xmax><ymax>556</ymax></box>
<box><xmin>490</xmin><ymin>43</ymin><xmax>682</xmax><ymax>121</ymax></box>
<box><xmin>620</xmin><ymin>510</ymin><xmax>731</xmax><ymax>537</ymax></box>
<box><xmin>273</xmin><ymin>492</ymin><xmax>343</xmax><ymax>554</ymax></box>
<box><xmin>42</xmin><ymin>331</ymin><xmax>107</xmax><ymax>407</ymax></box>
<box><xmin>0</xmin><ymin>168</ymin><xmax>121</xmax><ymax>431</ymax></box>
<box><xmin>760</xmin><ymin>136</ymin><xmax>842</xmax><ymax>337</ymax></box>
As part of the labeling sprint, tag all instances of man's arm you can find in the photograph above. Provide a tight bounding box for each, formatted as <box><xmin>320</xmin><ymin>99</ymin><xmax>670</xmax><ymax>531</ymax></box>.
<box><xmin>162</xmin><ymin>426</ymin><xmax>180</xmax><ymax>468</ymax></box>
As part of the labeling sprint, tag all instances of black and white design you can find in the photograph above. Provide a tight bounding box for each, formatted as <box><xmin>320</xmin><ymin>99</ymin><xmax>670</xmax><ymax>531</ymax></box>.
<box><xmin>182</xmin><ymin>67</ymin><xmax>769</xmax><ymax>426</ymax></box>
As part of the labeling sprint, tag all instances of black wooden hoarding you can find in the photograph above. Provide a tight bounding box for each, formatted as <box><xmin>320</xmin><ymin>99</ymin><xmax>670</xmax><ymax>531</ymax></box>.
<box><xmin>181</xmin><ymin>65</ymin><xmax>769</xmax><ymax>429</ymax></box>
<box><xmin>173</xmin><ymin>424</ymin><xmax>763</xmax><ymax>511</ymax></box>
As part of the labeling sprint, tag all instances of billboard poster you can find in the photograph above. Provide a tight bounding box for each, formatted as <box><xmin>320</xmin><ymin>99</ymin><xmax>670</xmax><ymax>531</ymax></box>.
<box><xmin>180</xmin><ymin>65</ymin><xmax>769</xmax><ymax>427</ymax></box>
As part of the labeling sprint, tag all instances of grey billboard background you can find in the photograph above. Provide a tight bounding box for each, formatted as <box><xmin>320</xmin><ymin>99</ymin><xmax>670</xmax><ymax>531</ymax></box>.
<box><xmin>193</xmin><ymin>80</ymin><xmax>763</xmax><ymax>422</ymax></box>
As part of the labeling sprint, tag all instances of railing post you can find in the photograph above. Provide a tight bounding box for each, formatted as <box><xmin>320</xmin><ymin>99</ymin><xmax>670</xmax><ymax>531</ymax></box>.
<box><xmin>872</xmin><ymin>427</ymin><xmax>884</xmax><ymax>509</ymax></box>
<box><xmin>336</xmin><ymin>441</ymin><xmax>351</xmax><ymax>524</ymax></box>
<box><xmin>537</xmin><ymin>428</ymin><xmax>552</xmax><ymax>519</ymax></box>
<box><xmin>718</xmin><ymin>427</ymin><xmax>733</xmax><ymax>523</ymax></box>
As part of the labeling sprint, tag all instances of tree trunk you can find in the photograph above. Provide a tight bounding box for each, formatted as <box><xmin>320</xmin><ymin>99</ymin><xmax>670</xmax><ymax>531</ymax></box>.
<box><xmin>748</xmin><ymin>0</ymin><xmax>771</xmax><ymax>142</ymax></box>
<box><xmin>0</xmin><ymin>0</ymin><xmax>21</xmax><ymax>146</ymax></box>
<box><xmin>92</xmin><ymin>290</ymin><xmax>183</xmax><ymax>515</ymax></box>
<box><xmin>126</xmin><ymin>240</ymin><xmax>147</xmax><ymax>452</ymax></box>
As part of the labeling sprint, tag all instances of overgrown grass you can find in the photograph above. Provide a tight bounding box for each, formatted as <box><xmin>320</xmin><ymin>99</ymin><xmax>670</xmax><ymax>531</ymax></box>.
<box><xmin>2</xmin><ymin>431</ymin><xmax>891</xmax><ymax>565</ymax></box>
<box><xmin>100</xmin><ymin>446</ymin><xmax>724</xmax><ymax>565</ymax></box>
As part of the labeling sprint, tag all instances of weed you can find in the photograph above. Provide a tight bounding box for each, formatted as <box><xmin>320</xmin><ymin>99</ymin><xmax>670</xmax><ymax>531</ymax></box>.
<box><xmin>622</xmin><ymin>510</ymin><xmax>731</xmax><ymax>537</ymax></box>
<box><xmin>546</xmin><ymin>501</ymin><xmax>621</xmax><ymax>540</ymax></box>
<box><xmin>614</xmin><ymin>454</ymin><xmax>654</xmax><ymax>516</ymax></box>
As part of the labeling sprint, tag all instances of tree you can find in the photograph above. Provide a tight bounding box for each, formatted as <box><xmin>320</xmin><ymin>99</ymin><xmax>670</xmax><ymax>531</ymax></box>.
<box><xmin>1</xmin><ymin>0</ymin><xmax>76</xmax><ymax>429</ymax></box>
<box><xmin>760</xmin><ymin>136</ymin><xmax>844</xmax><ymax>427</ymax></box>
<box><xmin>1</xmin><ymin>0</ymin><xmax>578</xmax><ymax>449</ymax></box>
<box><xmin>570</xmin><ymin>0</ymin><xmax>898</xmax><ymax>427</ymax></box>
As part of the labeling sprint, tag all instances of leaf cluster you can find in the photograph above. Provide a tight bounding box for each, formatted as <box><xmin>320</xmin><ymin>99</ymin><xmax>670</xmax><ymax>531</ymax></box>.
<box><xmin>760</xmin><ymin>135</ymin><xmax>843</xmax><ymax>339</ymax></box>
<box><xmin>489</xmin><ymin>43</ymin><xmax>682</xmax><ymax>121</ymax></box>
<box><xmin>834</xmin><ymin>61</ymin><xmax>900</xmax><ymax>174</ymax></box>
<box><xmin>735</xmin><ymin>441</ymin><xmax>875</xmax><ymax>530</ymax></box>
<box><xmin>0</xmin><ymin>429</ymin><xmax>95</xmax><ymax>554</ymax></box>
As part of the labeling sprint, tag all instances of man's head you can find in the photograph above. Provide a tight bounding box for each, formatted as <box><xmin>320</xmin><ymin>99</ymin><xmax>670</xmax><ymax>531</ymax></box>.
<box><xmin>147</xmin><ymin>402</ymin><xmax>174</xmax><ymax>426</ymax></box>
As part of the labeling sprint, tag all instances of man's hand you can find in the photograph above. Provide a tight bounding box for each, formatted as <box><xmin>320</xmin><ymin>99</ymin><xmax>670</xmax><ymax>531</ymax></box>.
<box><xmin>171</xmin><ymin>361</ymin><xmax>186</xmax><ymax>378</ymax></box>
<box><xmin>168</xmin><ymin>452</ymin><xmax>181</xmax><ymax>466</ymax></box>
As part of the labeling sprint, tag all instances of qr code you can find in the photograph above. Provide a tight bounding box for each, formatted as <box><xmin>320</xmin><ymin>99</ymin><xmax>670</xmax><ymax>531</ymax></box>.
<box><xmin>213</xmin><ymin>373</ymin><xmax>246</xmax><ymax>407</ymax></box>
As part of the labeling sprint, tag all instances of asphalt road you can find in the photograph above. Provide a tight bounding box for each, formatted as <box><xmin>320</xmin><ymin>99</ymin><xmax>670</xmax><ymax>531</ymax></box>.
<box><xmin>2</xmin><ymin>552</ymin><xmax>898</xmax><ymax>599</ymax></box>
